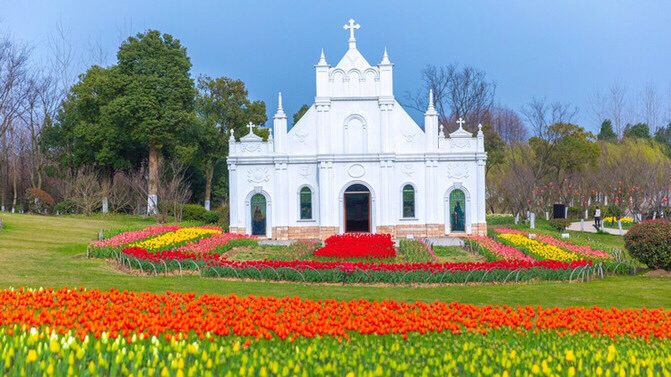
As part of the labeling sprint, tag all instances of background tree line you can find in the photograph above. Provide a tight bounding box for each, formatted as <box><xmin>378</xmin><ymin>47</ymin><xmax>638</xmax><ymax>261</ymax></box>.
<box><xmin>2</xmin><ymin>28</ymin><xmax>671</xmax><ymax>223</ymax></box>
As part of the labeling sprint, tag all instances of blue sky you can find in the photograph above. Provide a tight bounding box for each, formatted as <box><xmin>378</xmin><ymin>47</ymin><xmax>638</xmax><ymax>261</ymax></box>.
<box><xmin>2</xmin><ymin>1</ymin><xmax>670</xmax><ymax>133</ymax></box>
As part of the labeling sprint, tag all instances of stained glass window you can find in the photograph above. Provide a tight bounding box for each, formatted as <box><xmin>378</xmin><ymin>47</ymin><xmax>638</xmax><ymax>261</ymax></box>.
<box><xmin>251</xmin><ymin>194</ymin><xmax>266</xmax><ymax>236</ymax></box>
<box><xmin>402</xmin><ymin>185</ymin><xmax>415</xmax><ymax>218</ymax></box>
<box><xmin>300</xmin><ymin>187</ymin><xmax>312</xmax><ymax>220</ymax></box>
<box><xmin>450</xmin><ymin>189</ymin><xmax>465</xmax><ymax>232</ymax></box>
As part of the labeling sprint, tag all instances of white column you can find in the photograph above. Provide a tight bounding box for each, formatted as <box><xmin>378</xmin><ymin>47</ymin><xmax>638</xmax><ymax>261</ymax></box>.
<box><xmin>228</xmin><ymin>163</ymin><xmax>238</xmax><ymax>230</ymax></box>
<box><xmin>477</xmin><ymin>158</ymin><xmax>486</xmax><ymax>224</ymax></box>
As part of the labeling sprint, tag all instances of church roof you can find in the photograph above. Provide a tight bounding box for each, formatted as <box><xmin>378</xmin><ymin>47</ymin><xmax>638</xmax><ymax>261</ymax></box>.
<box><xmin>335</xmin><ymin>47</ymin><xmax>373</xmax><ymax>71</ymax></box>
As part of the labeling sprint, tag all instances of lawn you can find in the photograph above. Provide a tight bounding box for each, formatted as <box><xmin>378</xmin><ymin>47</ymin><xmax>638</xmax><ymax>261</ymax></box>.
<box><xmin>0</xmin><ymin>212</ymin><xmax>668</xmax><ymax>308</ymax></box>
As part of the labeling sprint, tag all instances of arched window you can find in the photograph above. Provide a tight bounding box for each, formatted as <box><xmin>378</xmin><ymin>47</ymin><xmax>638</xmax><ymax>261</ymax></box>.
<box><xmin>250</xmin><ymin>194</ymin><xmax>267</xmax><ymax>236</ymax></box>
<box><xmin>450</xmin><ymin>189</ymin><xmax>466</xmax><ymax>232</ymax></box>
<box><xmin>402</xmin><ymin>184</ymin><xmax>415</xmax><ymax>218</ymax></box>
<box><xmin>300</xmin><ymin>187</ymin><xmax>313</xmax><ymax>220</ymax></box>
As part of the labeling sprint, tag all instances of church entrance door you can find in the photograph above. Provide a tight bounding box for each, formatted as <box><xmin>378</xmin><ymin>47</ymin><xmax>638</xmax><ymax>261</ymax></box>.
<box><xmin>344</xmin><ymin>184</ymin><xmax>370</xmax><ymax>233</ymax></box>
<box><xmin>250</xmin><ymin>194</ymin><xmax>267</xmax><ymax>236</ymax></box>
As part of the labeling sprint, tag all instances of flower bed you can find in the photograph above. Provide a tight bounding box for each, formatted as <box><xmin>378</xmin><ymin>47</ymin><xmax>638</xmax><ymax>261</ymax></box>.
<box><xmin>497</xmin><ymin>233</ymin><xmax>580</xmax><ymax>261</ymax></box>
<box><xmin>0</xmin><ymin>288</ymin><xmax>669</xmax><ymax>375</ymax></box>
<box><xmin>313</xmin><ymin>233</ymin><xmax>395</xmax><ymax>259</ymax></box>
<box><xmin>467</xmin><ymin>235</ymin><xmax>535</xmax><ymax>262</ymax></box>
<box><xmin>130</xmin><ymin>227</ymin><xmax>221</xmax><ymax>251</ymax></box>
<box><xmin>91</xmin><ymin>225</ymin><xmax>181</xmax><ymax>249</ymax></box>
<box><xmin>494</xmin><ymin>228</ymin><xmax>611</xmax><ymax>259</ymax></box>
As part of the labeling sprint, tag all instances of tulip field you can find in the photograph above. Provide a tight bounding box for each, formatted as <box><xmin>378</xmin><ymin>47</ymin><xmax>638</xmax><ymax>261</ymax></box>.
<box><xmin>1</xmin><ymin>287</ymin><xmax>670</xmax><ymax>376</ymax></box>
<box><xmin>1</xmin><ymin>214</ymin><xmax>669</xmax><ymax>376</ymax></box>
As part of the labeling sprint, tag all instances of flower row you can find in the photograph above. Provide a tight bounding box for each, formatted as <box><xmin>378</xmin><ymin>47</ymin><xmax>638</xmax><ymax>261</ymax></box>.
<box><xmin>92</xmin><ymin>225</ymin><xmax>181</xmax><ymax>248</ymax></box>
<box><xmin>497</xmin><ymin>233</ymin><xmax>581</xmax><ymax>261</ymax></box>
<box><xmin>467</xmin><ymin>235</ymin><xmax>535</xmax><ymax>262</ymax></box>
<box><xmin>313</xmin><ymin>233</ymin><xmax>395</xmax><ymax>259</ymax></box>
<box><xmin>3</xmin><ymin>327</ymin><xmax>670</xmax><ymax>376</ymax></box>
<box><xmin>494</xmin><ymin>228</ymin><xmax>610</xmax><ymax>260</ymax></box>
<box><xmin>1</xmin><ymin>288</ymin><xmax>669</xmax><ymax>342</ymax></box>
<box><xmin>129</xmin><ymin>227</ymin><xmax>221</xmax><ymax>251</ymax></box>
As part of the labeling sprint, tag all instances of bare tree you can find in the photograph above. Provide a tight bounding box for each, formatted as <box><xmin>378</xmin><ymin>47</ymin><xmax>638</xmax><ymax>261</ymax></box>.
<box><xmin>638</xmin><ymin>84</ymin><xmax>662</xmax><ymax>134</ymax></box>
<box><xmin>608</xmin><ymin>82</ymin><xmax>628</xmax><ymax>137</ymax></box>
<box><xmin>63</xmin><ymin>167</ymin><xmax>103</xmax><ymax>214</ymax></box>
<box><xmin>130</xmin><ymin>159</ymin><xmax>191</xmax><ymax>222</ymax></box>
<box><xmin>0</xmin><ymin>34</ymin><xmax>31</xmax><ymax>139</ymax></box>
<box><xmin>405</xmin><ymin>64</ymin><xmax>496</xmax><ymax>131</ymax></box>
<box><xmin>521</xmin><ymin>97</ymin><xmax>578</xmax><ymax>139</ymax></box>
<box><xmin>491</xmin><ymin>106</ymin><xmax>527</xmax><ymax>144</ymax></box>
<box><xmin>589</xmin><ymin>87</ymin><xmax>609</xmax><ymax>131</ymax></box>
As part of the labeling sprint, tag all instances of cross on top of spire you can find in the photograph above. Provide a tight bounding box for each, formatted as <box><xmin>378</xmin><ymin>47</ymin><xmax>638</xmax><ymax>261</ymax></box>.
<box><xmin>344</xmin><ymin>19</ymin><xmax>360</xmax><ymax>48</ymax></box>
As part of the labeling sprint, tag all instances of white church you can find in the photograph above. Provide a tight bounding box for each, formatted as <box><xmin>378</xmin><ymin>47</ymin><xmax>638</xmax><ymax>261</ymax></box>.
<box><xmin>228</xmin><ymin>19</ymin><xmax>487</xmax><ymax>240</ymax></box>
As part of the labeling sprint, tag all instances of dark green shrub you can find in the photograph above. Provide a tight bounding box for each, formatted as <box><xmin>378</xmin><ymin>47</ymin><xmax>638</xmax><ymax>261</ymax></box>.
<box><xmin>549</xmin><ymin>218</ymin><xmax>571</xmax><ymax>232</ymax></box>
<box><xmin>624</xmin><ymin>220</ymin><xmax>671</xmax><ymax>270</ymax></box>
<box><xmin>182</xmin><ymin>204</ymin><xmax>207</xmax><ymax>221</ymax></box>
<box><xmin>607</xmin><ymin>205</ymin><xmax>623</xmax><ymax>220</ymax></box>
<box><xmin>202</xmin><ymin>211</ymin><xmax>220</xmax><ymax>224</ymax></box>
<box><xmin>486</xmin><ymin>214</ymin><xmax>515</xmax><ymax>225</ymax></box>
<box><xmin>54</xmin><ymin>200</ymin><xmax>77</xmax><ymax>214</ymax></box>
<box><xmin>567</xmin><ymin>206</ymin><xmax>581</xmax><ymax>219</ymax></box>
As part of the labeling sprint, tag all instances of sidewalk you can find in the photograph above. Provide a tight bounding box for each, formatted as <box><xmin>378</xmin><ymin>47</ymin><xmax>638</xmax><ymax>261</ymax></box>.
<box><xmin>567</xmin><ymin>221</ymin><xmax>628</xmax><ymax>235</ymax></box>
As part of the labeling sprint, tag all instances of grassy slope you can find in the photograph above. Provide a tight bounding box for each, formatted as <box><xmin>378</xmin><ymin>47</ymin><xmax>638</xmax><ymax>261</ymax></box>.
<box><xmin>0</xmin><ymin>213</ymin><xmax>668</xmax><ymax>308</ymax></box>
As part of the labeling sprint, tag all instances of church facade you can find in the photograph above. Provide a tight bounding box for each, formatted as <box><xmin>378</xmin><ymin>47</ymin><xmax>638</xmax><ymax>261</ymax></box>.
<box><xmin>228</xmin><ymin>19</ymin><xmax>487</xmax><ymax>240</ymax></box>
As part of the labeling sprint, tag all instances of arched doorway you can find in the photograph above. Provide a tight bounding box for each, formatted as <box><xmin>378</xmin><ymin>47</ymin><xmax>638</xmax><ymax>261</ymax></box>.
<box><xmin>250</xmin><ymin>193</ymin><xmax>267</xmax><ymax>236</ymax></box>
<box><xmin>344</xmin><ymin>184</ymin><xmax>370</xmax><ymax>233</ymax></box>
<box><xmin>449</xmin><ymin>189</ymin><xmax>466</xmax><ymax>232</ymax></box>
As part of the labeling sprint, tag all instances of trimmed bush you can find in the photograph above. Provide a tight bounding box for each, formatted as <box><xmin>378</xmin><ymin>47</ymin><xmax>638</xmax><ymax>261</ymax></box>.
<box><xmin>182</xmin><ymin>204</ymin><xmax>207</xmax><ymax>221</ymax></box>
<box><xmin>25</xmin><ymin>188</ymin><xmax>55</xmax><ymax>214</ymax></box>
<box><xmin>202</xmin><ymin>211</ymin><xmax>220</xmax><ymax>224</ymax></box>
<box><xmin>549</xmin><ymin>218</ymin><xmax>571</xmax><ymax>232</ymax></box>
<box><xmin>54</xmin><ymin>200</ymin><xmax>77</xmax><ymax>214</ymax></box>
<box><xmin>624</xmin><ymin>219</ymin><xmax>671</xmax><ymax>271</ymax></box>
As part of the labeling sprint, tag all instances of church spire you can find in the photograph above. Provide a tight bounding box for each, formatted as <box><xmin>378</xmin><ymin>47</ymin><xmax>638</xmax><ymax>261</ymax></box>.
<box><xmin>380</xmin><ymin>47</ymin><xmax>391</xmax><ymax>65</ymax></box>
<box><xmin>274</xmin><ymin>92</ymin><xmax>286</xmax><ymax>118</ymax></box>
<box><xmin>343</xmin><ymin>18</ymin><xmax>360</xmax><ymax>49</ymax></box>
<box><xmin>317</xmin><ymin>48</ymin><xmax>328</xmax><ymax>66</ymax></box>
<box><xmin>426</xmin><ymin>89</ymin><xmax>437</xmax><ymax>114</ymax></box>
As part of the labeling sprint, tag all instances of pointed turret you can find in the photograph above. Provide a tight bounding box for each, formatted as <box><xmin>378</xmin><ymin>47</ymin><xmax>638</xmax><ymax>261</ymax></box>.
<box><xmin>273</xmin><ymin>92</ymin><xmax>287</xmax><ymax>153</ymax></box>
<box><xmin>315</xmin><ymin>49</ymin><xmax>330</xmax><ymax>98</ymax></box>
<box><xmin>378</xmin><ymin>47</ymin><xmax>394</xmax><ymax>99</ymax></box>
<box><xmin>424</xmin><ymin>89</ymin><xmax>438</xmax><ymax>151</ymax></box>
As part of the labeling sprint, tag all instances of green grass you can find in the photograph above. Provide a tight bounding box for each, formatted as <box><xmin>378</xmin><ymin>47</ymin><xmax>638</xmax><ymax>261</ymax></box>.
<box><xmin>0</xmin><ymin>212</ymin><xmax>668</xmax><ymax>308</ymax></box>
<box><xmin>433</xmin><ymin>246</ymin><xmax>486</xmax><ymax>263</ymax></box>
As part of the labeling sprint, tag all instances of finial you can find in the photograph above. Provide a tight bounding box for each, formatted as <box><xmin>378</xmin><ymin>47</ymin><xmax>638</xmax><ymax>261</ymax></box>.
<box><xmin>343</xmin><ymin>18</ymin><xmax>360</xmax><ymax>49</ymax></box>
<box><xmin>380</xmin><ymin>47</ymin><xmax>390</xmax><ymax>64</ymax></box>
<box><xmin>229</xmin><ymin>129</ymin><xmax>235</xmax><ymax>142</ymax></box>
<box><xmin>317</xmin><ymin>48</ymin><xmax>327</xmax><ymax>65</ymax></box>
<box><xmin>247</xmin><ymin>122</ymin><xmax>254</xmax><ymax>135</ymax></box>
<box><xmin>268</xmin><ymin>127</ymin><xmax>274</xmax><ymax>141</ymax></box>
<box><xmin>439</xmin><ymin>124</ymin><xmax>444</xmax><ymax>137</ymax></box>
<box><xmin>477</xmin><ymin>123</ymin><xmax>483</xmax><ymax>137</ymax></box>
<box><xmin>456</xmin><ymin>117</ymin><xmax>466</xmax><ymax>130</ymax></box>
<box><xmin>274</xmin><ymin>92</ymin><xmax>286</xmax><ymax>118</ymax></box>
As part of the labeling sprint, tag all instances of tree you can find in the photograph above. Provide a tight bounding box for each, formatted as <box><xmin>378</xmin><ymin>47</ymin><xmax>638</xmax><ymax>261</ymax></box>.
<box><xmin>111</xmin><ymin>30</ymin><xmax>196</xmax><ymax>215</ymax></box>
<box><xmin>597</xmin><ymin>119</ymin><xmax>617</xmax><ymax>141</ymax></box>
<box><xmin>623</xmin><ymin>123</ymin><xmax>651</xmax><ymax>140</ymax></box>
<box><xmin>521</xmin><ymin>97</ymin><xmax>578</xmax><ymax>139</ymax></box>
<box><xmin>292</xmin><ymin>104</ymin><xmax>309</xmax><ymax>126</ymax></box>
<box><xmin>528</xmin><ymin>123</ymin><xmax>600</xmax><ymax>183</ymax></box>
<box><xmin>490</xmin><ymin>106</ymin><xmax>527</xmax><ymax>144</ymax></box>
<box><xmin>43</xmin><ymin>65</ymin><xmax>143</xmax><ymax>212</ymax></box>
<box><xmin>406</xmin><ymin>64</ymin><xmax>496</xmax><ymax>132</ymax></box>
<box><xmin>194</xmin><ymin>75</ymin><xmax>266</xmax><ymax>210</ymax></box>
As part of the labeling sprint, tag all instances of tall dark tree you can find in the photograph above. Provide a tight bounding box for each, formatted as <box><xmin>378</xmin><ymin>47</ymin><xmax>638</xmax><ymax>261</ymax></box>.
<box><xmin>110</xmin><ymin>30</ymin><xmax>196</xmax><ymax>215</ymax></box>
<box><xmin>292</xmin><ymin>104</ymin><xmax>309</xmax><ymax>126</ymax></box>
<box><xmin>597</xmin><ymin>119</ymin><xmax>617</xmax><ymax>141</ymax></box>
<box><xmin>194</xmin><ymin>75</ymin><xmax>266</xmax><ymax>209</ymax></box>
<box><xmin>43</xmin><ymin>65</ymin><xmax>142</xmax><ymax>211</ymax></box>
<box><xmin>623</xmin><ymin>123</ymin><xmax>651</xmax><ymax>140</ymax></box>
